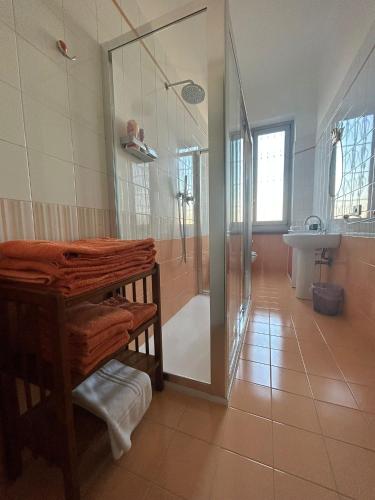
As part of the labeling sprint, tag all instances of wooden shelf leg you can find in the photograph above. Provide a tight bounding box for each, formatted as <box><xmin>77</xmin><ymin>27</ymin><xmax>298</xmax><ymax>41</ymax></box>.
<box><xmin>0</xmin><ymin>374</ymin><xmax>22</xmax><ymax>480</ymax></box>
<box><xmin>152</xmin><ymin>264</ymin><xmax>164</xmax><ymax>391</ymax></box>
<box><xmin>57</xmin><ymin>395</ymin><xmax>81</xmax><ymax>500</ymax></box>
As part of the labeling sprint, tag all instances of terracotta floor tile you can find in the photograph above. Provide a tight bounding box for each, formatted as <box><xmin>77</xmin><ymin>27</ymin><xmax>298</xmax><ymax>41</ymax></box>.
<box><xmin>248</xmin><ymin>321</ymin><xmax>270</xmax><ymax>334</ymax></box>
<box><xmin>274</xmin><ymin>470</ymin><xmax>340</xmax><ymax>500</ymax></box>
<box><xmin>250</xmin><ymin>308</ymin><xmax>269</xmax><ymax>319</ymax></box>
<box><xmin>270</xmin><ymin>336</ymin><xmax>299</xmax><ymax>352</ymax></box>
<box><xmin>315</xmin><ymin>401</ymin><xmax>375</xmax><ymax>450</ymax></box>
<box><xmin>119</xmin><ymin>420</ymin><xmax>175</xmax><ymax>481</ymax></box>
<box><xmin>85</xmin><ymin>466</ymin><xmax>150</xmax><ymax>500</ymax></box>
<box><xmin>272</xmin><ymin>389</ymin><xmax>320</xmax><ymax>432</ymax></box>
<box><xmin>331</xmin><ymin>345</ymin><xmax>375</xmax><ymax>368</ymax></box>
<box><xmin>270</xmin><ymin>324</ymin><xmax>295</xmax><ymax>337</ymax></box>
<box><xmin>244</xmin><ymin>332</ymin><xmax>270</xmax><ymax>348</ymax></box>
<box><xmin>294</xmin><ymin>324</ymin><xmax>322</xmax><ymax>337</ymax></box>
<box><xmin>177</xmin><ymin>398</ymin><xmax>227</xmax><ymax>444</ymax></box>
<box><xmin>309</xmin><ymin>375</ymin><xmax>358</xmax><ymax>409</ymax></box>
<box><xmin>298</xmin><ymin>337</ymin><xmax>329</xmax><ymax>352</ymax></box>
<box><xmin>229</xmin><ymin>379</ymin><xmax>272</xmax><ymax>418</ymax></box>
<box><xmin>241</xmin><ymin>344</ymin><xmax>270</xmax><ymax>364</ymax></box>
<box><xmin>271</xmin><ymin>366</ymin><xmax>312</xmax><ymax>397</ymax></box>
<box><xmin>211</xmin><ymin>449</ymin><xmax>274</xmax><ymax>500</ymax></box>
<box><xmin>273</xmin><ymin>422</ymin><xmax>335</xmax><ymax>489</ymax></box>
<box><xmin>155</xmin><ymin>431</ymin><xmax>219</xmax><ymax>499</ymax></box>
<box><xmin>292</xmin><ymin>316</ymin><xmax>318</xmax><ymax>330</ymax></box>
<box><xmin>271</xmin><ymin>349</ymin><xmax>305</xmax><ymax>372</ymax></box>
<box><xmin>340</xmin><ymin>361</ymin><xmax>375</xmax><ymax>387</ymax></box>
<box><xmin>236</xmin><ymin>359</ymin><xmax>271</xmax><ymax>387</ymax></box>
<box><xmin>255</xmin><ymin>300</ymin><xmax>280</xmax><ymax>309</ymax></box>
<box><xmin>219</xmin><ymin>408</ymin><xmax>273</xmax><ymax>466</ymax></box>
<box><xmin>303</xmin><ymin>352</ymin><xmax>343</xmax><ymax>381</ymax></box>
<box><xmin>269</xmin><ymin>312</ymin><xmax>292</xmax><ymax>327</ymax></box>
<box><xmin>145</xmin><ymin>388</ymin><xmax>187</xmax><ymax>428</ymax></box>
<box><xmin>349</xmin><ymin>383</ymin><xmax>375</xmax><ymax>413</ymax></box>
<box><xmin>3</xmin><ymin>458</ymin><xmax>65</xmax><ymax>500</ymax></box>
<box><xmin>325</xmin><ymin>437</ymin><xmax>375</xmax><ymax>498</ymax></box>
<box><xmin>144</xmin><ymin>486</ymin><xmax>182</xmax><ymax>500</ymax></box>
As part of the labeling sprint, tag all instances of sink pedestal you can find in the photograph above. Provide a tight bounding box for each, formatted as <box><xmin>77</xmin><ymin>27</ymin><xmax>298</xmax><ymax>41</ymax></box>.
<box><xmin>296</xmin><ymin>249</ymin><xmax>315</xmax><ymax>299</ymax></box>
<box><xmin>283</xmin><ymin>232</ymin><xmax>341</xmax><ymax>300</ymax></box>
<box><xmin>291</xmin><ymin>250</ymin><xmax>297</xmax><ymax>288</ymax></box>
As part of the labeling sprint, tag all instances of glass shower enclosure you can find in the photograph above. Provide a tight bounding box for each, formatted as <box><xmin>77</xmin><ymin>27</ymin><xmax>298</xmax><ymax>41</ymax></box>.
<box><xmin>102</xmin><ymin>0</ymin><xmax>252</xmax><ymax>399</ymax></box>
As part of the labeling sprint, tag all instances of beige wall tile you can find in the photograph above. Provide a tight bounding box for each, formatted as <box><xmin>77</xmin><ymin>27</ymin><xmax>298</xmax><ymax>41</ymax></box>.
<box><xmin>23</xmin><ymin>95</ymin><xmax>73</xmax><ymax>161</ymax></box>
<box><xmin>0</xmin><ymin>0</ymin><xmax>14</xmax><ymax>27</ymax></box>
<box><xmin>0</xmin><ymin>20</ymin><xmax>19</xmax><ymax>88</ymax></box>
<box><xmin>75</xmin><ymin>166</ymin><xmax>109</xmax><ymax>210</ymax></box>
<box><xmin>71</xmin><ymin>120</ymin><xmax>106</xmax><ymax>172</ymax></box>
<box><xmin>13</xmin><ymin>0</ymin><xmax>64</xmax><ymax>65</ymax></box>
<box><xmin>0</xmin><ymin>80</ymin><xmax>25</xmax><ymax>145</ymax></box>
<box><xmin>0</xmin><ymin>140</ymin><xmax>30</xmax><ymax>200</ymax></box>
<box><xmin>28</xmin><ymin>149</ymin><xmax>75</xmax><ymax>205</ymax></box>
<box><xmin>68</xmin><ymin>75</ymin><xmax>103</xmax><ymax>133</ymax></box>
<box><xmin>17</xmin><ymin>36</ymin><xmax>69</xmax><ymax>115</ymax></box>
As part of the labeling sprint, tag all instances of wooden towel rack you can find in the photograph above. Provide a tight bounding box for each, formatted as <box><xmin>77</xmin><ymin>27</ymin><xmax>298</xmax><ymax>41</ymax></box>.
<box><xmin>0</xmin><ymin>263</ymin><xmax>163</xmax><ymax>500</ymax></box>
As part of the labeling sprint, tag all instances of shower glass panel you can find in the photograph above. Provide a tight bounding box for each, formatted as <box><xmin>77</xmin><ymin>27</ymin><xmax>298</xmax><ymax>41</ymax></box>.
<box><xmin>225</xmin><ymin>22</ymin><xmax>252</xmax><ymax>382</ymax></box>
<box><xmin>110</xmin><ymin>9</ymin><xmax>210</xmax><ymax>385</ymax></box>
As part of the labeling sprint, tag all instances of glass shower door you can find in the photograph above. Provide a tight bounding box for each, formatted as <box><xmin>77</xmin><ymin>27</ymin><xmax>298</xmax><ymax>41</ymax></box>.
<box><xmin>225</xmin><ymin>20</ymin><xmax>252</xmax><ymax>383</ymax></box>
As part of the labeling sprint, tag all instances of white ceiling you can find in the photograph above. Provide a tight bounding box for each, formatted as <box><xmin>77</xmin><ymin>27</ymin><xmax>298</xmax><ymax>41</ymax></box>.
<box><xmin>125</xmin><ymin>0</ymin><xmax>375</xmax><ymax>143</ymax></box>
<box><xmin>229</xmin><ymin>0</ymin><xmax>375</xmax><ymax>141</ymax></box>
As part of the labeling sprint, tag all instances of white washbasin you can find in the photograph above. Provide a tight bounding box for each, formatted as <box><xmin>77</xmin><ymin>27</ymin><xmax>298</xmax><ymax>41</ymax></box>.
<box><xmin>283</xmin><ymin>232</ymin><xmax>341</xmax><ymax>250</ymax></box>
<box><xmin>283</xmin><ymin>232</ymin><xmax>341</xmax><ymax>299</ymax></box>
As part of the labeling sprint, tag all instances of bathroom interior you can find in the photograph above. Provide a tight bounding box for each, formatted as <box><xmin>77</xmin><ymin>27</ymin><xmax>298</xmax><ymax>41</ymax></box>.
<box><xmin>0</xmin><ymin>0</ymin><xmax>375</xmax><ymax>499</ymax></box>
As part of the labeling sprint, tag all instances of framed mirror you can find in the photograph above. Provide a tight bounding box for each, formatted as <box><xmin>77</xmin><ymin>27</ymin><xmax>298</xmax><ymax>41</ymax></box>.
<box><xmin>329</xmin><ymin>127</ymin><xmax>343</xmax><ymax>197</ymax></box>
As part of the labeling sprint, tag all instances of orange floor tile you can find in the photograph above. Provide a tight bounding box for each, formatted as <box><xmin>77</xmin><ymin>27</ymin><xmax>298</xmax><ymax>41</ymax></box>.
<box><xmin>3</xmin><ymin>272</ymin><xmax>375</xmax><ymax>499</ymax></box>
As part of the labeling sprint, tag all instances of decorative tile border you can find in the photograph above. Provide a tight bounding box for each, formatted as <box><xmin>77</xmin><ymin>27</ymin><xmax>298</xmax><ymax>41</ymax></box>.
<box><xmin>33</xmin><ymin>202</ymin><xmax>79</xmax><ymax>241</ymax></box>
<box><xmin>0</xmin><ymin>199</ymin><xmax>35</xmax><ymax>240</ymax></box>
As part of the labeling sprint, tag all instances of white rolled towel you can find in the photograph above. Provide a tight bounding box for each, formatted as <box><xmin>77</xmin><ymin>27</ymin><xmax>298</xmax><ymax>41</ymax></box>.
<box><xmin>72</xmin><ymin>359</ymin><xmax>152</xmax><ymax>459</ymax></box>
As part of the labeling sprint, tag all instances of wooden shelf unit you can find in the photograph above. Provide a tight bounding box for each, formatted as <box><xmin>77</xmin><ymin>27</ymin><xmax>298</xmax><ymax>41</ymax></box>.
<box><xmin>0</xmin><ymin>264</ymin><xmax>163</xmax><ymax>500</ymax></box>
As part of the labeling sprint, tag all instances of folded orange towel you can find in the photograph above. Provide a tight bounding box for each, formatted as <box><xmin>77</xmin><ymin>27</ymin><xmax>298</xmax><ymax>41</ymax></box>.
<box><xmin>0</xmin><ymin>238</ymin><xmax>155</xmax><ymax>265</ymax></box>
<box><xmin>102</xmin><ymin>296</ymin><xmax>157</xmax><ymax>331</ymax></box>
<box><xmin>0</xmin><ymin>238</ymin><xmax>156</xmax><ymax>296</ymax></box>
<box><xmin>66</xmin><ymin>301</ymin><xmax>133</xmax><ymax>343</ymax></box>
<box><xmin>72</xmin><ymin>335</ymin><xmax>129</xmax><ymax>376</ymax></box>
<box><xmin>40</xmin><ymin>301</ymin><xmax>133</xmax><ymax>375</ymax></box>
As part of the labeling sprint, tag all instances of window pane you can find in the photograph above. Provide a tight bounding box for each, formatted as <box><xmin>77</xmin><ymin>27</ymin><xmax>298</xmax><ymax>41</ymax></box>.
<box><xmin>256</xmin><ymin>131</ymin><xmax>285</xmax><ymax>222</ymax></box>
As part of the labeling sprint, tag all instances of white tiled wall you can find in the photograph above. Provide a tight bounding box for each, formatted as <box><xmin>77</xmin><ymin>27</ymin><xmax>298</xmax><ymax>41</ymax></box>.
<box><xmin>112</xmin><ymin>30</ymin><xmax>208</xmax><ymax>242</ymax></box>
<box><xmin>291</xmin><ymin>144</ymin><xmax>315</xmax><ymax>226</ymax></box>
<box><xmin>313</xmin><ymin>22</ymin><xmax>375</xmax><ymax>236</ymax></box>
<box><xmin>0</xmin><ymin>0</ymin><xmax>143</xmax><ymax>241</ymax></box>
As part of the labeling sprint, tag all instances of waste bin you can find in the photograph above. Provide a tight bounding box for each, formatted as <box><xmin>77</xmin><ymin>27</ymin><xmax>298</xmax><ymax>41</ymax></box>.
<box><xmin>312</xmin><ymin>283</ymin><xmax>344</xmax><ymax>316</ymax></box>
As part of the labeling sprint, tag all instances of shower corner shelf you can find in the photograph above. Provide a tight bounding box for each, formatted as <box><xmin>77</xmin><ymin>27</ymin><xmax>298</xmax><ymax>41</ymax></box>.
<box><xmin>120</xmin><ymin>135</ymin><xmax>158</xmax><ymax>163</ymax></box>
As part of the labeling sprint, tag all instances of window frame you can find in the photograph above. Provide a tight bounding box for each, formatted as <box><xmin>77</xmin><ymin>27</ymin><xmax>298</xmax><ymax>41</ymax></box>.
<box><xmin>252</xmin><ymin>120</ymin><xmax>294</xmax><ymax>233</ymax></box>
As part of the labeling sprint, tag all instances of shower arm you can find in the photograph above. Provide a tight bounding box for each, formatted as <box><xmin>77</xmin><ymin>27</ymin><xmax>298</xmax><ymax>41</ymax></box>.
<box><xmin>164</xmin><ymin>79</ymin><xmax>194</xmax><ymax>90</ymax></box>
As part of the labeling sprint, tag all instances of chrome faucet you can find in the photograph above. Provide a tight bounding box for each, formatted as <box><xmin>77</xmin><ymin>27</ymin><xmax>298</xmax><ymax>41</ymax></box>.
<box><xmin>304</xmin><ymin>215</ymin><xmax>324</xmax><ymax>232</ymax></box>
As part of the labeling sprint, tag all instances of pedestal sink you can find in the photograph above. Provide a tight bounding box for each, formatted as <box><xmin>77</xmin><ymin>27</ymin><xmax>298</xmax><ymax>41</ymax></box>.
<box><xmin>283</xmin><ymin>232</ymin><xmax>341</xmax><ymax>299</ymax></box>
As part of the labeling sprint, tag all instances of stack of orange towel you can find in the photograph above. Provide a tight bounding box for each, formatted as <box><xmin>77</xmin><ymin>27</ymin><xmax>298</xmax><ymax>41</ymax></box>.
<box><xmin>40</xmin><ymin>297</ymin><xmax>158</xmax><ymax>376</ymax></box>
<box><xmin>63</xmin><ymin>302</ymin><xmax>134</xmax><ymax>376</ymax></box>
<box><xmin>0</xmin><ymin>238</ymin><xmax>158</xmax><ymax>376</ymax></box>
<box><xmin>0</xmin><ymin>238</ymin><xmax>156</xmax><ymax>296</ymax></box>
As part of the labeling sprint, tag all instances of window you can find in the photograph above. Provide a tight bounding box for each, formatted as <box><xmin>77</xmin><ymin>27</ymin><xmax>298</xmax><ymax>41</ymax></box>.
<box><xmin>253</xmin><ymin>121</ymin><xmax>293</xmax><ymax>231</ymax></box>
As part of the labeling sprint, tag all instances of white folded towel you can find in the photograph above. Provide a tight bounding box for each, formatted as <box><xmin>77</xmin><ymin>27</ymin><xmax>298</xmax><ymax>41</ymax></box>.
<box><xmin>72</xmin><ymin>359</ymin><xmax>152</xmax><ymax>459</ymax></box>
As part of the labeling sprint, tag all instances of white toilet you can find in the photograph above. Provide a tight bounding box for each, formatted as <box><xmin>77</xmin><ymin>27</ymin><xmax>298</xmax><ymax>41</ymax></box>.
<box><xmin>251</xmin><ymin>251</ymin><xmax>257</xmax><ymax>263</ymax></box>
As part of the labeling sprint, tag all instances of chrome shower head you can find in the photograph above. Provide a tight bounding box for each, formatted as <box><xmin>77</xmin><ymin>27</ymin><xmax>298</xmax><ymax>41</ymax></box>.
<box><xmin>165</xmin><ymin>79</ymin><xmax>205</xmax><ymax>104</ymax></box>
